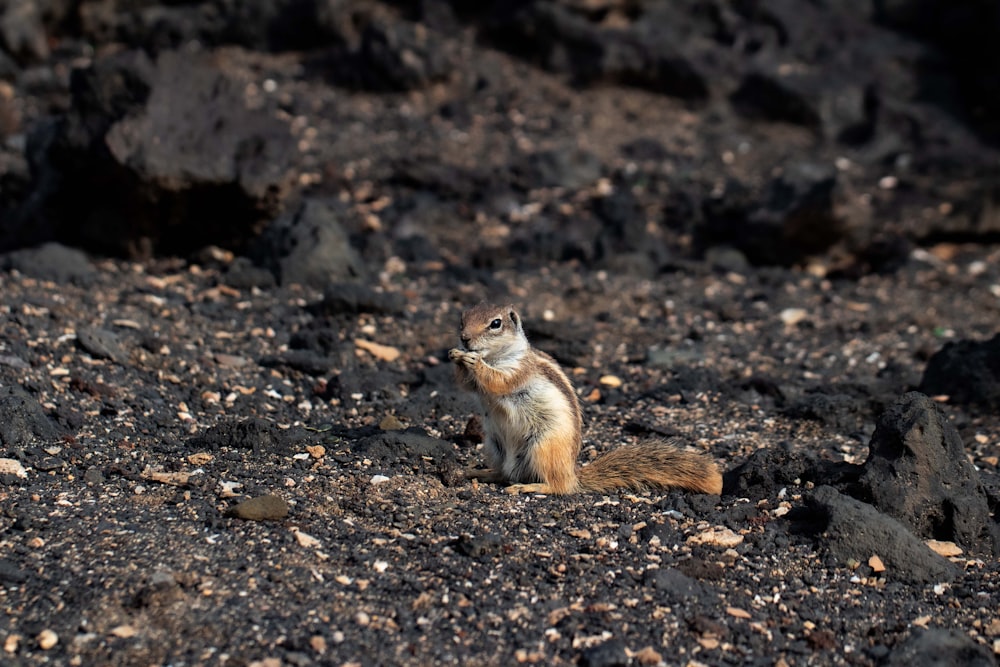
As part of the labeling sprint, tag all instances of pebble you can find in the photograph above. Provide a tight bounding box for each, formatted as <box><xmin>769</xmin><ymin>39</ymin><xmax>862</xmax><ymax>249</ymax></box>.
<box><xmin>110</xmin><ymin>625</ymin><xmax>138</xmax><ymax>638</ymax></box>
<box><xmin>598</xmin><ymin>375</ymin><xmax>622</xmax><ymax>388</ymax></box>
<box><xmin>779</xmin><ymin>308</ymin><xmax>808</xmax><ymax>326</ymax></box>
<box><xmin>925</xmin><ymin>539</ymin><xmax>963</xmax><ymax>557</ymax></box>
<box><xmin>293</xmin><ymin>528</ymin><xmax>321</xmax><ymax>548</ymax></box>
<box><xmin>229</xmin><ymin>495</ymin><xmax>289</xmax><ymax>521</ymax></box>
<box><xmin>36</xmin><ymin>629</ymin><xmax>58</xmax><ymax>650</ymax></box>
<box><xmin>214</xmin><ymin>353</ymin><xmax>249</xmax><ymax>368</ymax></box>
<box><xmin>219</xmin><ymin>480</ymin><xmax>243</xmax><ymax>497</ymax></box>
<box><xmin>0</xmin><ymin>458</ymin><xmax>27</xmax><ymax>478</ymax></box>
<box><xmin>141</xmin><ymin>466</ymin><xmax>190</xmax><ymax>486</ymax></box>
<box><xmin>868</xmin><ymin>555</ymin><xmax>886</xmax><ymax>573</ymax></box>
<box><xmin>687</xmin><ymin>526</ymin><xmax>744</xmax><ymax>548</ymax></box>
<box><xmin>83</xmin><ymin>467</ymin><xmax>105</xmax><ymax>485</ymax></box>
<box><xmin>633</xmin><ymin>646</ymin><xmax>663</xmax><ymax>666</ymax></box>
<box><xmin>35</xmin><ymin>457</ymin><xmax>65</xmax><ymax>472</ymax></box>
<box><xmin>379</xmin><ymin>414</ymin><xmax>405</xmax><ymax>430</ymax></box>
<box><xmin>354</xmin><ymin>339</ymin><xmax>401</xmax><ymax>362</ymax></box>
<box><xmin>0</xmin><ymin>355</ymin><xmax>29</xmax><ymax>369</ymax></box>
<box><xmin>726</xmin><ymin>606</ymin><xmax>752</xmax><ymax>619</ymax></box>
<box><xmin>76</xmin><ymin>327</ymin><xmax>128</xmax><ymax>364</ymax></box>
<box><xmin>248</xmin><ymin>659</ymin><xmax>282</xmax><ymax>667</ymax></box>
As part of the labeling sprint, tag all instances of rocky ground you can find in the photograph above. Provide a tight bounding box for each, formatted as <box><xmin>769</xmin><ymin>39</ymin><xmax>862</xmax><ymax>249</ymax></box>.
<box><xmin>1</xmin><ymin>1</ymin><xmax>1000</xmax><ymax>666</ymax></box>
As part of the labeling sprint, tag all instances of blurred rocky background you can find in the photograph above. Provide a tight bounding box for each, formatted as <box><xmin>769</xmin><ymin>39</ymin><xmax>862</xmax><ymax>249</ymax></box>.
<box><xmin>0</xmin><ymin>0</ymin><xmax>998</xmax><ymax>277</ymax></box>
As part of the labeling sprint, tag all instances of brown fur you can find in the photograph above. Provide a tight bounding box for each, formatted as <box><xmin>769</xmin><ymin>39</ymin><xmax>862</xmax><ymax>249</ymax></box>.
<box><xmin>576</xmin><ymin>439</ymin><xmax>723</xmax><ymax>494</ymax></box>
<box><xmin>450</xmin><ymin>303</ymin><xmax>722</xmax><ymax>496</ymax></box>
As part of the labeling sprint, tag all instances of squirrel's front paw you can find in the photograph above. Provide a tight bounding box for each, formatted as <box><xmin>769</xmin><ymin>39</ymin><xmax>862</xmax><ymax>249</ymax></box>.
<box><xmin>449</xmin><ymin>348</ymin><xmax>480</xmax><ymax>367</ymax></box>
<box><xmin>504</xmin><ymin>482</ymin><xmax>548</xmax><ymax>495</ymax></box>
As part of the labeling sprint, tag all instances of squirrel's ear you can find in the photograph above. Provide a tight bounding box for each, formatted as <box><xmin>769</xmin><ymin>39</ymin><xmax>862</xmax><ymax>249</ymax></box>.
<box><xmin>509</xmin><ymin>309</ymin><xmax>519</xmax><ymax>327</ymax></box>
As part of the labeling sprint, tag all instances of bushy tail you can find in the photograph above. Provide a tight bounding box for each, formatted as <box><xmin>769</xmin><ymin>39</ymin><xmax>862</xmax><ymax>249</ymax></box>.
<box><xmin>577</xmin><ymin>438</ymin><xmax>723</xmax><ymax>495</ymax></box>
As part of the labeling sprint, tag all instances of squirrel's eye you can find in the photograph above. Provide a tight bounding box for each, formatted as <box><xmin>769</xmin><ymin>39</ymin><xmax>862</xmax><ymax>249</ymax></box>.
<box><xmin>489</xmin><ymin>318</ymin><xmax>502</xmax><ymax>329</ymax></box>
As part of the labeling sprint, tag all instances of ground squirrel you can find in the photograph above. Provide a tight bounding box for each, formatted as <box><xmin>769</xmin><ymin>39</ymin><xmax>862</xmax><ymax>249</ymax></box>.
<box><xmin>448</xmin><ymin>302</ymin><xmax>724</xmax><ymax>495</ymax></box>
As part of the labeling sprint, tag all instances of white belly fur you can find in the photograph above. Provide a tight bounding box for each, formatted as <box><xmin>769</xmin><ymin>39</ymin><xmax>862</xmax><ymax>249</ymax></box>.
<box><xmin>481</xmin><ymin>377</ymin><xmax>575</xmax><ymax>481</ymax></box>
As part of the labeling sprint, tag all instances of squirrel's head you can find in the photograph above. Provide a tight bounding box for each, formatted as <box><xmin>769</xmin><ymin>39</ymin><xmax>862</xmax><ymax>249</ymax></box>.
<box><xmin>458</xmin><ymin>302</ymin><xmax>525</xmax><ymax>355</ymax></box>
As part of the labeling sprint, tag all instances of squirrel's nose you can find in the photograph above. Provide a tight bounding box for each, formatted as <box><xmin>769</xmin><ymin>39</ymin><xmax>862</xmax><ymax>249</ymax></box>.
<box><xmin>460</xmin><ymin>335</ymin><xmax>471</xmax><ymax>348</ymax></box>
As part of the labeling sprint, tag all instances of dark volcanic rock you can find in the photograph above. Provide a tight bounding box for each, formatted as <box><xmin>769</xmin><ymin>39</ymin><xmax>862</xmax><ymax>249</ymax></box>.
<box><xmin>578</xmin><ymin>639</ymin><xmax>629</xmax><ymax>667</ymax></box>
<box><xmin>781</xmin><ymin>381</ymin><xmax>895</xmax><ymax>435</ymax></box>
<box><xmin>643</xmin><ymin>567</ymin><xmax>709</xmax><ymax>604</ymax></box>
<box><xmin>353</xmin><ymin>19</ymin><xmax>458</xmax><ymax>91</ymax></box>
<box><xmin>875</xmin><ymin>0</ymin><xmax>1000</xmax><ymax>146</ymax></box>
<box><xmin>353</xmin><ymin>428</ymin><xmax>453</xmax><ymax>466</ymax></box>
<box><xmin>526</xmin><ymin>148</ymin><xmax>603</xmax><ymax>190</ymax></box>
<box><xmin>248</xmin><ymin>198</ymin><xmax>368</xmax><ymax>287</ymax></box>
<box><xmin>724</xmin><ymin>445</ymin><xmax>859</xmax><ymax>501</ymax></box>
<box><xmin>314</xmin><ymin>283</ymin><xmax>407</xmax><ymax>316</ymax></box>
<box><xmin>482</xmin><ymin>2</ymin><xmax>709</xmax><ymax>100</ymax></box>
<box><xmin>296</xmin><ymin>11</ymin><xmax>465</xmax><ymax>92</ymax></box>
<box><xmin>77</xmin><ymin>0</ymin><xmax>355</xmax><ymax>54</ymax></box>
<box><xmin>730</xmin><ymin>70</ymin><xmax>823</xmax><ymax>131</ymax></box>
<box><xmin>76</xmin><ymin>327</ymin><xmax>128</xmax><ymax>365</ymax></box>
<box><xmin>0</xmin><ymin>558</ymin><xmax>28</xmax><ymax>584</ymax></box>
<box><xmin>0</xmin><ymin>386</ymin><xmax>60</xmax><ymax>454</ymax></box>
<box><xmin>857</xmin><ymin>392</ymin><xmax>998</xmax><ymax>556</ymax></box>
<box><xmin>593</xmin><ymin>188</ymin><xmax>669</xmax><ymax>273</ymax></box>
<box><xmin>0</xmin><ymin>242</ymin><xmax>94</xmax><ymax>284</ymax></box>
<box><xmin>0</xmin><ymin>0</ymin><xmax>51</xmax><ymax>62</ymax></box>
<box><xmin>188</xmin><ymin>418</ymin><xmax>302</xmax><ymax>456</ymax></box>
<box><xmin>802</xmin><ymin>485</ymin><xmax>959</xmax><ymax>584</ymax></box>
<box><xmin>221</xmin><ymin>256</ymin><xmax>278</xmax><ymax>290</ymax></box>
<box><xmin>289</xmin><ymin>325</ymin><xmax>341</xmax><ymax>357</ymax></box>
<box><xmin>454</xmin><ymin>533</ymin><xmax>502</xmax><ymax>560</ymax></box>
<box><xmin>919</xmin><ymin>334</ymin><xmax>1000</xmax><ymax>412</ymax></box>
<box><xmin>700</xmin><ymin>162</ymin><xmax>844</xmax><ymax>266</ymax></box>
<box><xmin>885</xmin><ymin>628</ymin><xmax>996</xmax><ymax>667</ymax></box>
<box><xmin>259</xmin><ymin>350</ymin><xmax>334</xmax><ymax>377</ymax></box>
<box><xmin>6</xmin><ymin>48</ymin><xmax>297</xmax><ymax>257</ymax></box>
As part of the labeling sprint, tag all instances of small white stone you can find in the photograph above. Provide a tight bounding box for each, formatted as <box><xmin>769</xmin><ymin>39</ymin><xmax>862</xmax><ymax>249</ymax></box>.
<box><xmin>0</xmin><ymin>458</ymin><xmax>27</xmax><ymax>478</ymax></box>
<box><xmin>878</xmin><ymin>175</ymin><xmax>898</xmax><ymax>189</ymax></box>
<box><xmin>370</xmin><ymin>475</ymin><xmax>391</xmax><ymax>485</ymax></box>
<box><xmin>686</xmin><ymin>526</ymin><xmax>744</xmax><ymax>548</ymax></box>
<box><xmin>293</xmin><ymin>528</ymin><xmax>321</xmax><ymax>549</ymax></box>
<box><xmin>779</xmin><ymin>308</ymin><xmax>808</xmax><ymax>326</ymax></box>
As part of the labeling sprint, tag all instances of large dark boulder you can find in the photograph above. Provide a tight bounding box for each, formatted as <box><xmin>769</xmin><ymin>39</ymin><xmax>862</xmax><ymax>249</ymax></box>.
<box><xmin>802</xmin><ymin>485</ymin><xmax>959</xmax><ymax>584</ymax></box>
<box><xmin>919</xmin><ymin>334</ymin><xmax>1000</xmax><ymax>412</ymax></box>
<box><xmin>248</xmin><ymin>198</ymin><xmax>369</xmax><ymax>287</ymax></box>
<box><xmin>699</xmin><ymin>162</ymin><xmax>845</xmax><ymax>266</ymax></box>
<box><xmin>3</xmin><ymin>48</ymin><xmax>298</xmax><ymax>257</ymax></box>
<box><xmin>857</xmin><ymin>392</ymin><xmax>999</xmax><ymax>556</ymax></box>
<box><xmin>0</xmin><ymin>386</ymin><xmax>61</xmax><ymax>455</ymax></box>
